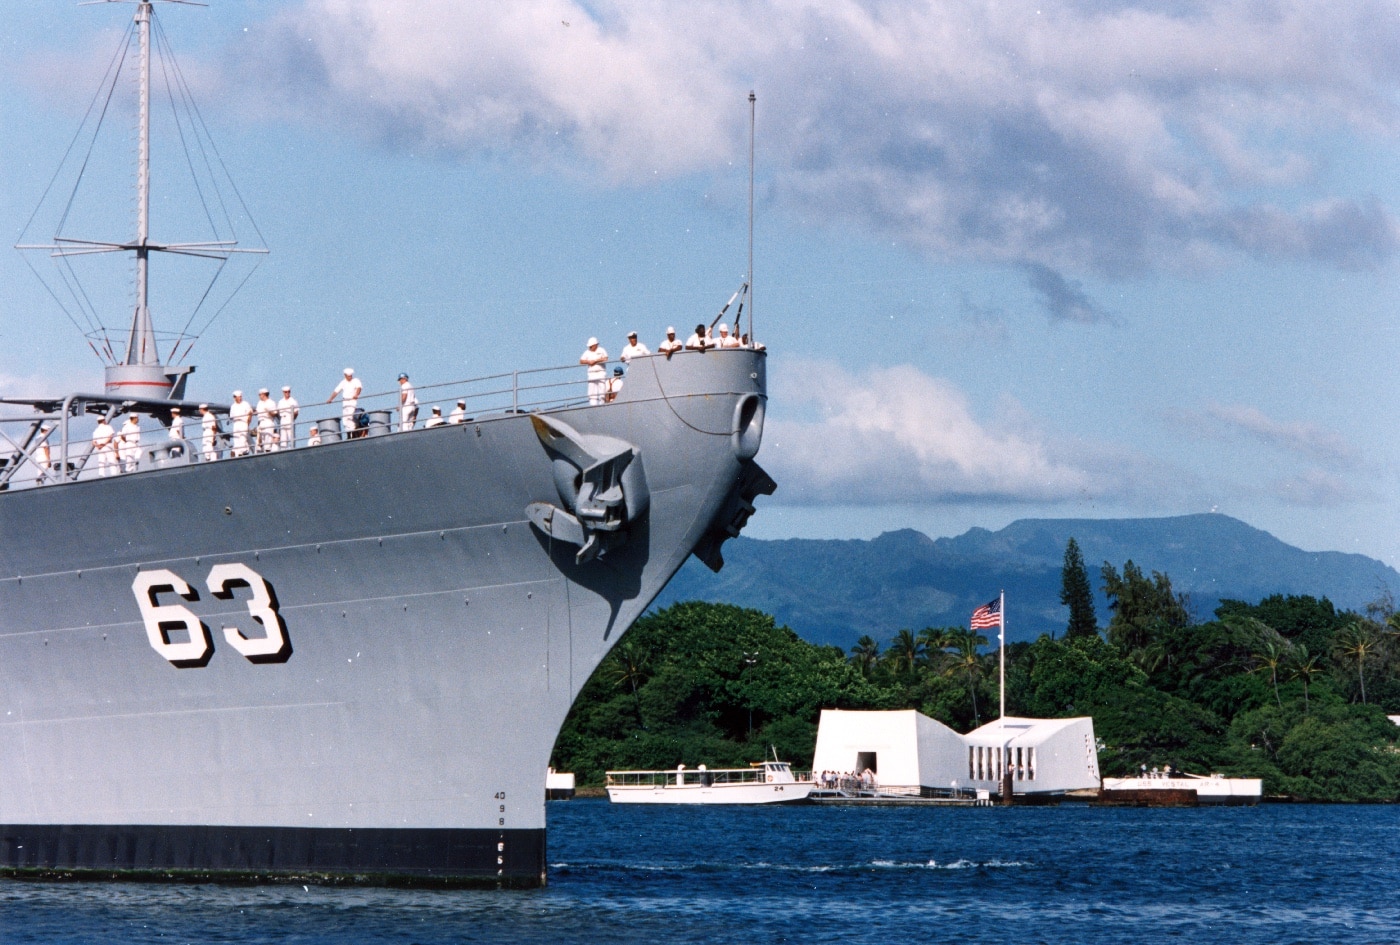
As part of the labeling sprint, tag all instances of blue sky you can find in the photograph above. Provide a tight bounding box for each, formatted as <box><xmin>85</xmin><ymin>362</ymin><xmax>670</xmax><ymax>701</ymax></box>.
<box><xmin>4</xmin><ymin>1</ymin><xmax>1400</xmax><ymax>569</ymax></box>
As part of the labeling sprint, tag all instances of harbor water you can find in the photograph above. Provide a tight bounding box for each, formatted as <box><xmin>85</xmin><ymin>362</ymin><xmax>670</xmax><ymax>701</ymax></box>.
<box><xmin>3</xmin><ymin>799</ymin><xmax>1397</xmax><ymax>943</ymax></box>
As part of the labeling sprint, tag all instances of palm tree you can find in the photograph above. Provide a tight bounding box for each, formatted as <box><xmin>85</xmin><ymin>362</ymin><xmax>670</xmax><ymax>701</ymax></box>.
<box><xmin>917</xmin><ymin>626</ymin><xmax>951</xmax><ymax>672</ymax></box>
<box><xmin>1251</xmin><ymin>637</ymin><xmax>1289</xmax><ymax>709</ymax></box>
<box><xmin>1288</xmin><ymin>644</ymin><xmax>1323</xmax><ymax>713</ymax></box>
<box><xmin>610</xmin><ymin>639</ymin><xmax>652</xmax><ymax>727</ymax></box>
<box><xmin>850</xmin><ymin>635</ymin><xmax>881</xmax><ymax>677</ymax></box>
<box><xmin>1336</xmin><ymin>621</ymin><xmax>1380</xmax><ymax>704</ymax></box>
<box><xmin>945</xmin><ymin>629</ymin><xmax>988</xmax><ymax>726</ymax></box>
<box><xmin>888</xmin><ymin>629</ymin><xmax>924</xmax><ymax>678</ymax></box>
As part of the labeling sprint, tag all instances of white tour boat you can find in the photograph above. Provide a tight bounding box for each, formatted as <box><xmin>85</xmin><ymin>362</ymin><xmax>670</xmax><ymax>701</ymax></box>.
<box><xmin>606</xmin><ymin>758</ymin><xmax>814</xmax><ymax>805</ymax></box>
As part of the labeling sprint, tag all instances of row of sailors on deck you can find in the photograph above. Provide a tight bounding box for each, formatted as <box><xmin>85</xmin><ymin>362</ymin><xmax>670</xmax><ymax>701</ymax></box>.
<box><xmin>51</xmin><ymin>328</ymin><xmax>765</xmax><ymax>478</ymax></box>
<box><xmin>580</xmin><ymin>324</ymin><xmax>764</xmax><ymax>405</ymax></box>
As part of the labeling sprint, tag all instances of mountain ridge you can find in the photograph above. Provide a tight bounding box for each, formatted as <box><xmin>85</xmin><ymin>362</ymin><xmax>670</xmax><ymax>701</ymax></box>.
<box><xmin>652</xmin><ymin>513</ymin><xmax>1398</xmax><ymax>649</ymax></box>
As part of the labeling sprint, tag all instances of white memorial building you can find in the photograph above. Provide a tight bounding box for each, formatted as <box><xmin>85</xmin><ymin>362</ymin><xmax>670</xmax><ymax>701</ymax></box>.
<box><xmin>812</xmin><ymin>709</ymin><xmax>1100</xmax><ymax>797</ymax></box>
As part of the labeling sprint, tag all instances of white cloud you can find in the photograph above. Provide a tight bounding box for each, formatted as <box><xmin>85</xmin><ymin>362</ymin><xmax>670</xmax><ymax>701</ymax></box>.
<box><xmin>224</xmin><ymin>1</ymin><xmax>1400</xmax><ymax>277</ymax></box>
<box><xmin>764</xmin><ymin>359</ymin><xmax>1097</xmax><ymax>504</ymax></box>
<box><xmin>1200</xmin><ymin>403</ymin><xmax>1357</xmax><ymax>466</ymax></box>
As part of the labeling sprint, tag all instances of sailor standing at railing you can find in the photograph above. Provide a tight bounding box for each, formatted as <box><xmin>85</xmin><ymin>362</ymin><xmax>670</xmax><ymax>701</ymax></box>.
<box><xmin>199</xmin><ymin>404</ymin><xmax>219</xmax><ymax>461</ymax></box>
<box><xmin>33</xmin><ymin>425</ymin><xmax>52</xmax><ymax>483</ymax></box>
<box><xmin>255</xmin><ymin>389</ymin><xmax>279</xmax><ymax>452</ymax></box>
<box><xmin>579</xmin><ymin>337</ymin><xmax>608</xmax><ymax>406</ymax></box>
<box><xmin>118</xmin><ymin>413</ymin><xmax>142</xmax><ymax>473</ymax></box>
<box><xmin>327</xmin><ymin>368</ymin><xmax>363</xmax><ymax>434</ymax></box>
<box><xmin>228</xmin><ymin>390</ymin><xmax>253</xmax><ymax>457</ymax></box>
<box><xmin>448</xmin><ymin>399</ymin><xmax>467</xmax><ymax>424</ymax></box>
<box><xmin>92</xmin><ymin>417</ymin><xmax>116</xmax><ymax>476</ymax></box>
<box><xmin>658</xmin><ymin>326</ymin><xmax>682</xmax><ymax>357</ymax></box>
<box><xmin>277</xmin><ymin>385</ymin><xmax>299</xmax><ymax>449</ymax></box>
<box><xmin>620</xmin><ymin>331</ymin><xmax>650</xmax><ymax>362</ymax></box>
<box><xmin>167</xmin><ymin>407</ymin><xmax>184</xmax><ymax>457</ymax></box>
<box><xmin>398</xmin><ymin>373</ymin><xmax>418</xmax><ymax>431</ymax></box>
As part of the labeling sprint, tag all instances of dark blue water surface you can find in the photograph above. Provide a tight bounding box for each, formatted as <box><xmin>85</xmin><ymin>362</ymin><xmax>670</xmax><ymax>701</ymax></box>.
<box><xmin>4</xmin><ymin>801</ymin><xmax>1399</xmax><ymax>944</ymax></box>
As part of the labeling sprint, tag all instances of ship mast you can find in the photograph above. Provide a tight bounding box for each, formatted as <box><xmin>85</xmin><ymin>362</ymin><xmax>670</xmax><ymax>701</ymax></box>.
<box><xmin>18</xmin><ymin>0</ymin><xmax>266</xmax><ymax>402</ymax></box>
<box><xmin>127</xmin><ymin>0</ymin><xmax>156</xmax><ymax>373</ymax></box>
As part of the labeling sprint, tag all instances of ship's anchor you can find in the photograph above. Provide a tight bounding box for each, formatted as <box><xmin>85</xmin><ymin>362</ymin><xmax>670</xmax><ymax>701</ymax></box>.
<box><xmin>526</xmin><ymin>414</ymin><xmax>650</xmax><ymax>564</ymax></box>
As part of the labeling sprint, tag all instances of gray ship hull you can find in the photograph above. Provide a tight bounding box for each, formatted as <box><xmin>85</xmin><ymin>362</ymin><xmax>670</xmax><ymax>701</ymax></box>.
<box><xmin>0</xmin><ymin>350</ymin><xmax>770</xmax><ymax>885</ymax></box>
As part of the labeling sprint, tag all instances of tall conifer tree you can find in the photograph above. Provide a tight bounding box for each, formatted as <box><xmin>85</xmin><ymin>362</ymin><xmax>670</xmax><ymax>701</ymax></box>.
<box><xmin>1060</xmin><ymin>537</ymin><xmax>1098</xmax><ymax>639</ymax></box>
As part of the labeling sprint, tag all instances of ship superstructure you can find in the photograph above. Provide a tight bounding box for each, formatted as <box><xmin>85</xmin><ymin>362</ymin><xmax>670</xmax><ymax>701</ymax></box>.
<box><xmin>0</xmin><ymin>1</ymin><xmax>771</xmax><ymax>886</ymax></box>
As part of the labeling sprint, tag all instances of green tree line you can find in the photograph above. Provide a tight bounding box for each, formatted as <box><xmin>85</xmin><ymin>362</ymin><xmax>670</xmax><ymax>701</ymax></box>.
<box><xmin>551</xmin><ymin>539</ymin><xmax>1400</xmax><ymax>800</ymax></box>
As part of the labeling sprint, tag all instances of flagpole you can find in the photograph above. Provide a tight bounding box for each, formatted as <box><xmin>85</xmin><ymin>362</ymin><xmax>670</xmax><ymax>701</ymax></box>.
<box><xmin>999</xmin><ymin>590</ymin><xmax>1006</xmax><ymax>722</ymax></box>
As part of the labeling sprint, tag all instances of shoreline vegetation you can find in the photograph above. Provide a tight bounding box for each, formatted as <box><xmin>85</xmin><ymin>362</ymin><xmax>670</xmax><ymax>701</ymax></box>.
<box><xmin>552</xmin><ymin>539</ymin><xmax>1400</xmax><ymax>802</ymax></box>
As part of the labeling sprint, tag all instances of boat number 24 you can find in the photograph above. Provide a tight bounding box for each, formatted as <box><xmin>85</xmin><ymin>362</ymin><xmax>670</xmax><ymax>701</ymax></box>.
<box><xmin>132</xmin><ymin>564</ymin><xmax>291</xmax><ymax>668</ymax></box>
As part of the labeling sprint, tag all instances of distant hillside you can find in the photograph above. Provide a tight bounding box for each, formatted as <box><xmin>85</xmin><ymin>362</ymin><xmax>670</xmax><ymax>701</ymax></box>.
<box><xmin>651</xmin><ymin>514</ymin><xmax>1400</xmax><ymax>649</ymax></box>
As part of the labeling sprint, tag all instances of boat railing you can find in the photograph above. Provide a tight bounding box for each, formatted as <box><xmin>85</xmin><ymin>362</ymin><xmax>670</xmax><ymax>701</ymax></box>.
<box><xmin>0</xmin><ymin>348</ymin><xmax>764</xmax><ymax>490</ymax></box>
<box><xmin>0</xmin><ymin>358</ymin><xmax>601</xmax><ymax>489</ymax></box>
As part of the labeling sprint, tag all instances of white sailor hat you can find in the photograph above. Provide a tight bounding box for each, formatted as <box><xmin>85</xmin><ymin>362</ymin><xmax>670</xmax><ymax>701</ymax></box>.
<box><xmin>666</xmin><ymin>326</ymin><xmax>675</xmax><ymax>334</ymax></box>
<box><xmin>719</xmin><ymin>323</ymin><xmax>729</xmax><ymax>333</ymax></box>
<box><xmin>233</xmin><ymin>390</ymin><xmax>243</xmax><ymax>397</ymax></box>
<box><xmin>587</xmin><ymin>337</ymin><xmax>598</xmax><ymax>346</ymax></box>
<box><xmin>343</xmin><ymin>367</ymin><xmax>354</xmax><ymax>376</ymax></box>
<box><xmin>457</xmin><ymin>400</ymin><xmax>466</xmax><ymax>406</ymax></box>
<box><xmin>199</xmin><ymin>403</ymin><xmax>209</xmax><ymax>410</ymax></box>
<box><xmin>282</xmin><ymin>385</ymin><xmax>291</xmax><ymax>391</ymax></box>
<box><xmin>627</xmin><ymin>330</ymin><xmax>638</xmax><ymax>338</ymax></box>
<box><xmin>40</xmin><ymin>423</ymin><xmax>51</xmax><ymax>431</ymax></box>
<box><xmin>258</xmin><ymin>387</ymin><xmax>269</xmax><ymax>395</ymax></box>
<box><xmin>431</xmin><ymin>405</ymin><xmax>442</xmax><ymax>413</ymax></box>
<box><xmin>170</xmin><ymin>406</ymin><xmax>181</xmax><ymax>413</ymax></box>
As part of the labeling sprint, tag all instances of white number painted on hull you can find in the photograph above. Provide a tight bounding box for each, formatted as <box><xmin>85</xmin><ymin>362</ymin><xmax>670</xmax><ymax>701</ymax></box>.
<box><xmin>132</xmin><ymin>564</ymin><xmax>290</xmax><ymax>667</ymax></box>
<box><xmin>206</xmin><ymin>563</ymin><xmax>291</xmax><ymax>662</ymax></box>
<box><xmin>132</xmin><ymin>569</ymin><xmax>213</xmax><ymax>668</ymax></box>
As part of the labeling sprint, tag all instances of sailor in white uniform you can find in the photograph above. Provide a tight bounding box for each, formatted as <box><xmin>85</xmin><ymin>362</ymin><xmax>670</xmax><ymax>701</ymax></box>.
<box><xmin>33</xmin><ymin>424</ymin><xmax>52</xmax><ymax>483</ymax></box>
<box><xmin>685</xmin><ymin>323</ymin><xmax>713</xmax><ymax>350</ymax></box>
<box><xmin>306</xmin><ymin>424</ymin><xmax>322</xmax><ymax>447</ymax></box>
<box><xmin>167</xmin><ymin>406</ymin><xmax>184</xmax><ymax>457</ymax></box>
<box><xmin>658</xmin><ymin>326</ymin><xmax>682</xmax><ymax>357</ymax></box>
<box><xmin>448</xmin><ymin>400</ymin><xmax>467</xmax><ymax>424</ymax></box>
<box><xmin>327</xmin><ymin>368</ymin><xmax>362</xmax><ymax>435</ymax></box>
<box><xmin>92</xmin><ymin>417</ymin><xmax>117</xmax><ymax>477</ymax></box>
<box><xmin>277</xmin><ymin>385</ymin><xmax>299</xmax><ymax>449</ymax></box>
<box><xmin>255</xmin><ymin>388</ymin><xmax>279</xmax><ymax>452</ymax></box>
<box><xmin>199</xmin><ymin>404</ymin><xmax>219</xmax><ymax>461</ymax></box>
<box><xmin>423</xmin><ymin>405</ymin><xmax>445</xmax><ymax>428</ymax></box>
<box><xmin>398</xmin><ymin>372</ymin><xmax>418</xmax><ymax>431</ymax></box>
<box><xmin>620</xmin><ymin>331</ymin><xmax>650</xmax><ymax>363</ymax></box>
<box><xmin>118</xmin><ymin>413</ymin><xmax>142</xmax><ymax>473</ymax></box>
<box><xmin>716</xmin><ymin>323</ymin><xmax>741</xmax><ymax>348</ymax></box>
<box><xmin>579</xmin><ymin>337</ymin><xmax>608</xmax><ymax>405</ymax></box>
<box><xmin>228</xmin><ymin>390</ymin><xmax>253</xmax><ymax>457</ymax></box>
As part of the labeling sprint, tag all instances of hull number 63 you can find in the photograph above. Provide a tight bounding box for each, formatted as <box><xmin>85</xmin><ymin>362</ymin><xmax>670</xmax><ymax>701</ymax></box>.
<box><xmin>132</xmin><ymin>564</ymin><xmax>291</xmax><ymax>668</ymax></box>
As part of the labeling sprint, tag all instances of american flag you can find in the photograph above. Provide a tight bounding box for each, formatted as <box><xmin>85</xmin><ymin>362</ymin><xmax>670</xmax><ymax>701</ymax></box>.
<box><xmin>970</xmin><ymin>598</ymin><xmax>1002</xmax><ymax>630</ymax></box>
